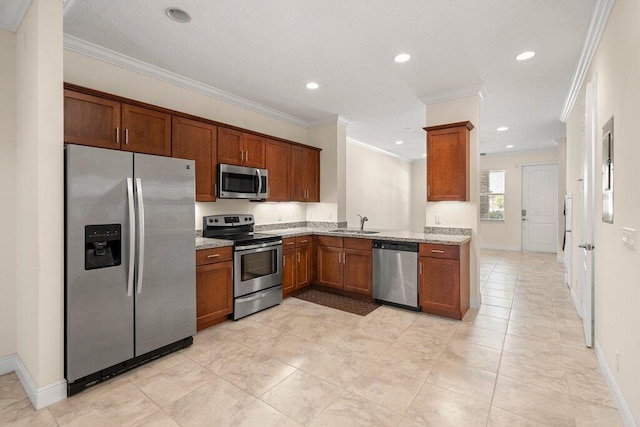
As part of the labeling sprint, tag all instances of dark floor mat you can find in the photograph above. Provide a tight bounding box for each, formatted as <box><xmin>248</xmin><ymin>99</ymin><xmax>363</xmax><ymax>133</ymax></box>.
<box><xmin>293</xmin><ymin>289</ymin><xmax>380</xmax><ymax>316</ymax></box>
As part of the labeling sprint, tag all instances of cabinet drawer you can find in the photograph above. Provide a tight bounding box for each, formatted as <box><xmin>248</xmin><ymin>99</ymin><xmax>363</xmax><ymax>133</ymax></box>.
<box><xmin>344</xmin><ymin>238</ymin><xmax>371</xmax><ymax>251</ymax></box>
<box><xmin>196</xmin><ymin>246</ymin><xmax>233</xmax><ymax>266</ymax></box>
<box><xmin>296</xmin><ymin>235</ymin><xmax>311</xmax><ymax>247</ymax></box>
<box><xmin>317</xmin><ymin>235</ymin><xmax>343</xmax><ymax>248</ymax></box>
<box><xmin>283</xmin><ymin>237</ymin><xmax>296</xmax><ymax>249</ymax></box>
<box><xmin>419</xmin><ymin>243</ymin><xmax>459</xmax><ymax>259</ymax></box>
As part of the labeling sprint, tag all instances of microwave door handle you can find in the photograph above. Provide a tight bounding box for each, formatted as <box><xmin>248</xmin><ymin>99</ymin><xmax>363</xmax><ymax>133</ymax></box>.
<box><xmin>256</xmin><ymin>168</ymin><xmax>262</xmax><ymax>197</ymax></box>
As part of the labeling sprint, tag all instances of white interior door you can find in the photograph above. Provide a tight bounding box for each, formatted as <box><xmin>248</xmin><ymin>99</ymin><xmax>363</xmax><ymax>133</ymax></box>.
<box><xmin>564</xmin><ymin>194</ymin><xmax>574</xmax><ymax>292</ymax></box>
<box><xmin>580</xmin><ymin>77</ymin><xmax>597</xmax><ymax>348</ymax></box>
<box><xmin>521</xmin><ymin>164</ymin><xmax>558</xmax><ymax>252</ymax></box>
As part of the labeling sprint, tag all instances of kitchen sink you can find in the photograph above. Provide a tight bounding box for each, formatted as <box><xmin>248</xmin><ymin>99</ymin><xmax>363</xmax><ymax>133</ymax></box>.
<box><xmin>327</xmin><ymin>229</ymin><xmax>380</xmax><ymax>235</ymax></box>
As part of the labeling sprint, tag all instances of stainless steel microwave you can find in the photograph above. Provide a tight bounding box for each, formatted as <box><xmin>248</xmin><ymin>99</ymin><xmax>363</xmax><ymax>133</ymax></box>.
<box><xmin>217</xmin><ymin>163</ymin><xmax>268</xmax><ymax>200</ymax></box>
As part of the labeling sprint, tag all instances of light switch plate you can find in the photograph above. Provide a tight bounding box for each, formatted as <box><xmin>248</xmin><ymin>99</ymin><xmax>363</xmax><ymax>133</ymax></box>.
<box><xmin>622</xmin><ymin>227</ymin><xmax>636</xmax><ymax>249</ymax></box>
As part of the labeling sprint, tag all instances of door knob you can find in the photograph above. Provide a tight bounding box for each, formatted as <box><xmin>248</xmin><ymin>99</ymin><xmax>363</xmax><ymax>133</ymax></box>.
<box><xmin>578</xmin><ymin>243</ymin><xmax>595</xmax><ymax>250</ymax></box>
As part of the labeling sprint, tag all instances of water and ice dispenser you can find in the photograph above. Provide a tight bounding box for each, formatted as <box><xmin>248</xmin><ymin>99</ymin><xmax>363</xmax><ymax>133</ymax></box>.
<box><xmin>85</xmin><ymin>224</ymin><xmax>121</xmax><ymax>270</ymax></box>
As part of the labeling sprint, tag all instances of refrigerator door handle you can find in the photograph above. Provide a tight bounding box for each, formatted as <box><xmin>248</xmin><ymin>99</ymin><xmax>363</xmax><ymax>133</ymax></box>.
<box><xmin>126</xmin><ymin>178</ymin><xmax>136</xmax><ymax>297</ymax></box>
<box><xmin>135</xmin><ymin>178</ymin><xmax>145</xmax><ymax>295</ymax></box>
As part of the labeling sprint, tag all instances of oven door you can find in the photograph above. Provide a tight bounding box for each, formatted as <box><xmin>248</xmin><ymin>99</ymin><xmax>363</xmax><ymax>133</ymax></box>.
<box><xmin>218</xmin><ymin>164</ymin><xmax>268</xmax><ymax>199</ymax></box>
<box><xmin>234</xmin><ymin>242</ymin><xmax>282</xmax><ymax>297</ymax></box>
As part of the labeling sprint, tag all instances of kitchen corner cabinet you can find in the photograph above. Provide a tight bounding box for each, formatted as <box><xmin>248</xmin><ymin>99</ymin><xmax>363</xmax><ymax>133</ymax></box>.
<box><xmin>419</xmin><ymin>241</ymin><xmax>470</xmax><ymax>320</ymax></box>
<box><xmin>291</xmin><ymin>145</ymin><xmax>320</xmax><ymax>202</ymax></box>
<box><xmin>317</xmin><ymin>236</ymin><xmax>372</xmax><ymax>296</ymax></box>
<box><xmin>172</xmin><ymin>117</ymin><xmax>217</xmax><ymax>202</ymax></box>
<box><xmin>266</xmin><ymin>139</ymin><xmax>291</xmax><ymax>201</ymax></box>
<box><xmin>196</xmin><ymin>247</ymin><xmax>233</xmax><ymax>331</ymax></box>
<box><xmin>217</xmin><ymin>127</ymin><xmax>266</xmax><ymax>169</ymax></box>
<box><xmin>424</xmin><ymin>121</ymin><xmax>474</xmax><ymax>201</ymax></box>
<box><xmin>282</xmin><ymin>236</ymin><xmax>312</xmax><ymax>296</ymax></box>
<box><xmin>64</xmin><ymin>89</ymin><xmax>171</xmax><ymax>156</ymax></box>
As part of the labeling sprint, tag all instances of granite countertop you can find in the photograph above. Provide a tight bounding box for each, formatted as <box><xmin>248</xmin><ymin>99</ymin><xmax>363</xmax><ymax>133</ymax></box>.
<box><xmin>195</xmin><ymin>227</ymin><xmax>471</xmax><ymax>250</ymax></box>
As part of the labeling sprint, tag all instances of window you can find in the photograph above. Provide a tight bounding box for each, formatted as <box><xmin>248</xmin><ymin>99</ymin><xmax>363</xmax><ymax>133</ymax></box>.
<box><xmin>480</xmin><ymin>170</ymin><xmax>505</xmax><ymax>220</ymax></box>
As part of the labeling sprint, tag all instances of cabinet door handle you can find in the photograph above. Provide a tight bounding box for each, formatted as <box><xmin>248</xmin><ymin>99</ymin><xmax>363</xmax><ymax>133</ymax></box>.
<box><xmin>297</xmin><ymin>252</ymin><xmax>300</xmax><ymax>263</ymax></box>
<box><xmin>300</xmin><ymin>240</ymin><xmax>308</xmax><ymax>244</ymax></box>
<box><xmin>245</xmin><ymin>151</ymin><xmax>248</xmax><ymax>162</ymax></box>
<box><xmin>427</xmin><ymin>185</ymin><xmax>430</xmax><ymax>196</ymax></box>
<box><xmin>125</xmin><ymin>128</ymin><xmax>129</xmax><ymax>145</ymax></box>
<box><xmin>431</xmin><ymin>250</ymin><xmax>445</xmax><ymax>254</ymax></box>
<box><xmin>419</xmin><ymin>261</ymin><xmax>423</xmax><ymax>275</ymax></box>
<box><xmin>283</xmin><ymin>256</ymin><xmax>285</xmax><ymax>267</ymax></box>
<box><xmin>343</xmin><ymin>253</ymin><xmax>347</xmax><ymax>264</ymax></box>
<box><xmin>285</xmin><ymin>242</ymin><xmax>295</xmax><ymax>246</ymax></box>
<box><xmin>207</xmin><ymin>254</ymin><xmax>220</xmax><ymax>258</ymax></box>
<box><xmin>116</xmin><ymin>127</ymin><xmax>120</xmax><ymax>144</ymax></box>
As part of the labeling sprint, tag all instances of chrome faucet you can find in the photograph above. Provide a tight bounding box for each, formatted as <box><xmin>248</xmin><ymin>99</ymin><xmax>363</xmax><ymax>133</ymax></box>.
<box><xmin>357</xmin><ymin>214</ymin><xmax>369</xmax><ymax>231</ymax></box>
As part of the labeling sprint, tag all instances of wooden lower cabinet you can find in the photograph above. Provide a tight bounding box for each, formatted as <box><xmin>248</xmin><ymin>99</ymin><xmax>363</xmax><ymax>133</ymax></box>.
<box><xmin>282</xmin><ymin>236</ymin><xmax>312</xmax><ymax>297</ymax></box>
<box><xmin>419</xmin><ymin>241</ymin><xmax>470</xmax><ymax>320</ymax></box>
<box><xmin>196</xmin><ymin>247</ymin><xmax>233</xmax><ymax>331</ymax></box>
<box><xmin>317</xmin><ymin>237</ymin><xmax>372</xmax><ymax>297</ymax></box>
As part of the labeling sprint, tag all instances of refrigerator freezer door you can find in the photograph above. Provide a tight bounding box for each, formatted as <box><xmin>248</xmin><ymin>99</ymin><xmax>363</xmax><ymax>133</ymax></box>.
<box><xmin>134</xmin><ymin>154</ymin><xmax>196</xmax><ymax>356</ymax></box>
<box><xmin>65</xmin><ymin>145</ymin><xmax>134</xmax><ymax>382</ymax></box>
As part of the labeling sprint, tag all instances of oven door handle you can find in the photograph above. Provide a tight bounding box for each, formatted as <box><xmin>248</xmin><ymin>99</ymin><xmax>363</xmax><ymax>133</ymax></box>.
<box><xmin>236</xmin><ymin>240</ymin><xmax>283</xmax><ymax>252</ymax></box>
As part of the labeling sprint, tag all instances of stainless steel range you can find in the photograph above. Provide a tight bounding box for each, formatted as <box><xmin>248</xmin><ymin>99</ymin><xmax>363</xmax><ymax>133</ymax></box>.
<box><xmin>203</xmin><ymin>215</ymin><xmax>282</xmax><ymax>320</ymax></box>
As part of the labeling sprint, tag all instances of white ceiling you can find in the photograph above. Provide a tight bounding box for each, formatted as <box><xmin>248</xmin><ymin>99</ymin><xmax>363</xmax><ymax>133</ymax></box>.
<box><xmin>19</xmin><ymin>0</ymin><xmax>596</xmax><ymax>159</ymax></box>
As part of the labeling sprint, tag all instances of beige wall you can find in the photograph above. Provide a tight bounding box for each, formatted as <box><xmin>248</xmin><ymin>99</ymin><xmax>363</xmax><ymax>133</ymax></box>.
<box><xmin>15</xmin><ymin>0</ymin><xmax>64</xmax><ymax>388</ymax></box>
<box><xmin>410</xmin><ymin>161</ymin><xmax>427</xmax><ymax>232</ymax></box>
<box><xmin>565</xmin><ymin>0</ymin><xmax>640</xmax><ymax>422</ymax></box>
<box><xmin>306</xmin><ymin>123</ymin><xmax>342</xmax><ymax>222</ymax></box>
<box><xmin>424</xmin><ymin>95</ymin><xmax>481</xmax><ymax>304</ymax></box>
<box><xmin>345</xmin><ymin>143</ymin><xmax>412</xmax><ymax>231</ymax></box>
<box><xmin>0</xmin><ymin>28</ymin><xmax>17</xmax><ymax>359</ymax></box>
<box><xmin>479</xmin><ymin>150</ymin><xmax>559</xmax><ymax>251</ymax></box>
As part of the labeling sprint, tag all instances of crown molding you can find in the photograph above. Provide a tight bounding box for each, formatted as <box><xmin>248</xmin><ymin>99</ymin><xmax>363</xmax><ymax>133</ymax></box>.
<box><xmin>63</xmin><ymin>34</ymin><xmax>313</xmax><ymax>128</ymax></box>
<box><xmin>560</xmin><ymin>0</ymin><xmax>616</xmax><ymax>123</ymax></box>
<box><xmin>419</xmin><ymin>84</ymin><xmax>487</xmax><ymax>105</ymax></box>
<box><xmin>307</xmin><ymin>115</ymin><xmax>351</xmax><ymax>128</ymax></box>
<box><xmin>0</xmin><ymin>0</ymin><xmax>33</xmax><ymax>32</ymax></box>
<box><xmin>346</xmin><ymin>138</ymin><xmax>411</xmax><ymax>162</ymax></box>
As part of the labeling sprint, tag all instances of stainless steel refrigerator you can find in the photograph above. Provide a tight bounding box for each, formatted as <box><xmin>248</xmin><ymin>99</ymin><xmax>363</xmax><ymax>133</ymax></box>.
<box><xmin>65</xmin><ymin>144</ymin><xmax>196</xmax><ymax>395</ymax></box>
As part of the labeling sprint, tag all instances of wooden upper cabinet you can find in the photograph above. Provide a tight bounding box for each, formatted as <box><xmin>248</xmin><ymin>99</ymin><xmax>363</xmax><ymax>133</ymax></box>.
<box><xmin>172</xmin><ymin>117</ymin><xmax>217</xmax><ymax>202</ymax></box>
<box><xmin>217</xmin><ymin>127</ymin><xmax>266</xmax><ymax>168</ymax></box>
<box><xmin>243</xmin><ymin>134</ymin><xmax>266</xmax><ymax>168</ymax></box>
<box><xmin>217</xmin><ymin>128</ymin><xmax>243</xmax><ymax>165</ymax></box>
<box><xmin>121</xmin><ymin>104</ymin><xmax>172</xmax><ymax>156</ymax></box>
<box><xmin>424</xmin><ymin>121</ymin><xmax>474</xmax><ymax>201</ymax></box>
<box><xmin>64</xmin><ymin>90</ymin><xmax>121</xmax><ymax>149</ymax></box>
<box><xmin>266</xmin><ymin>139</ymin><xmax>291</xmax><ymax>201</ymax></box>
<box><xmin>291</xmin><ymin>145</ymin><xmax>320</xmax><ymax>202</ymax></box>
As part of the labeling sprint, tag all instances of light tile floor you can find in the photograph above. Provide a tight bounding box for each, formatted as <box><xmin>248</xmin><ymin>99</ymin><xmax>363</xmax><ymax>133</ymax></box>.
<box><xmin>0</xmin><ymin>250</ymin><xmax>623</xmax><ymax>426</ymax></box>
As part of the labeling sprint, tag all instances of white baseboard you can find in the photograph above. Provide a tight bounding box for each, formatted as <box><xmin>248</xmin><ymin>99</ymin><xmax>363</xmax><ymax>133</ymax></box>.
<box><xmin>595</xmin><ymin>340</ymin><xmax>638</xmax><ymax>427</ymax></box>
<box><xmin>480</xmin><ymin>243</ymin><xmax>521</xmax><ymax>251</ymax></box>
<box><xmin>556</xmin><ymin>254</ymin><xmax>565</xmax><ymax>263</ymax></box>
<box><xmin>1</xmin><ymin>354</ymin><xmax>67</xmax><ymax>410</ymax></box>
<box><xmin>569</xmin><ymin>285</ymin><xmax>584</xmax><ymax>319</ymax></box>
<box><xmin>470</xmin><ymin>295</ymin><xmax>481</xmax><ymax>309</ymax></box>
<box><xmin>0</xmin><ymin>353</ymin><xmax>17</xmax><ymax>375</ymax></box>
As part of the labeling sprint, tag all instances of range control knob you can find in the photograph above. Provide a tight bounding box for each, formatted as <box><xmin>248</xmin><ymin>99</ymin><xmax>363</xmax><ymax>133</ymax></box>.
<box><xmin>214</xmin><ymin>218</ymin><xmax>219</xmax><ymax>223</ymax></box>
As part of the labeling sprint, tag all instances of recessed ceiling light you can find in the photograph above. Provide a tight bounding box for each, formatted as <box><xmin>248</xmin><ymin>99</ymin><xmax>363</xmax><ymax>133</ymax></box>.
<box><xmin>516</xmin><ymin>51</ymin><xmax>536</xmax><ymax>61</ymax></box>
<box><xmin>506</xmin><ymin>145</ymin><xmax>514</xmax><ymax>148</ymax></box>
<box><xmin>395</xmin><ymin>140</ymin><xmax>404</xmax><ymax>145</ymax></box>
<box><xmin>306</xmin><ymin>82</ymin><xmax>319</xmax><ymax>90</ymax></box>
<box><xmin>497</xmin><ymin>126</ymin><xmax>509</xmax><ymax>132</ymax></box>
<box><xmin>394</xmin><ymin>53</ymin><xmax>411</xmax><ymax>63</ymax></box>
<box><xmin>165</xmin><ymin>7</ymin><xmax>191</xmax><ymax>23</ymax></box>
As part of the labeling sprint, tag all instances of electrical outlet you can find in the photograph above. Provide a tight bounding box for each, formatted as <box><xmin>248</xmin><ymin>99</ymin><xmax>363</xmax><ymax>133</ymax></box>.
<box><xmin>622</xmin><ymin>227</ymin><xmax>636</xmax><ymax>249</ymax></box>
<box><xmin>435</xmin><ymin>215</ymin><xmax>442</xmax><ymax>225</ymax></box>
<box><xmin>616</xmin><ymin>350</ymin><xmax>620</xmax><ymax>372</ymax></box>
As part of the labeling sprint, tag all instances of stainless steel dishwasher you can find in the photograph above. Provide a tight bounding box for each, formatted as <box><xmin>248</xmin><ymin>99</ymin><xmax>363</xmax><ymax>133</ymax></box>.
<box><xmin>372</xmin><ymin>240</ymin><xmax>419</xmax><ymax>310</ymax></box>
